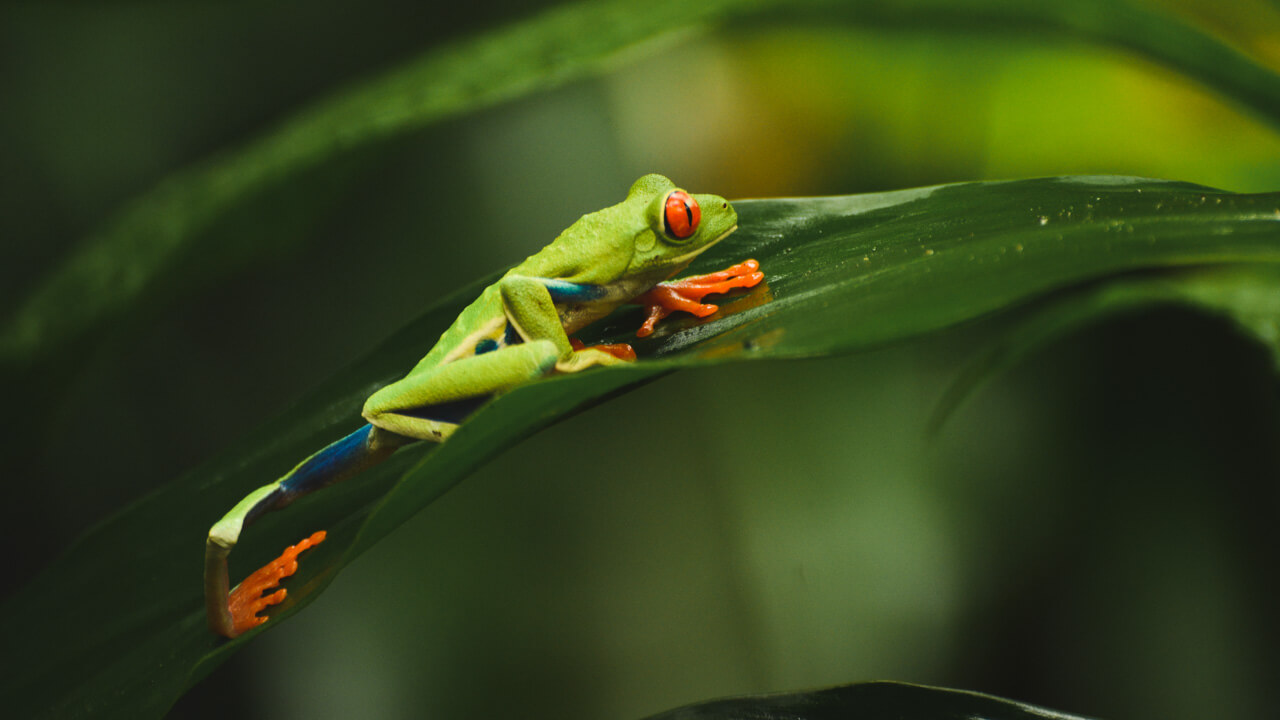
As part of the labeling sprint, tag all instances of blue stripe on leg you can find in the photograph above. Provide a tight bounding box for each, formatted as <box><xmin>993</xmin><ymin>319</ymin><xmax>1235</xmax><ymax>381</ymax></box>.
<box><xmin>279</xmin><ymin>423</ymin><xmax>375</xmax><ymax>498</ymax></box>
<box><xmin>541</xmin><ymin>279</ymin><xmax>608</xmax><ymax>302</ymax></box>
<box><xmin>245</xmin><ymin>424</ymin><xmax>375</xmax><ymax>523</ymax></box>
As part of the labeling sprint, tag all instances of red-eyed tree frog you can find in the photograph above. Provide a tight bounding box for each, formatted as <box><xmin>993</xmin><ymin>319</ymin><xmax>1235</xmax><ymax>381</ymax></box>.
<box><xmin>205</xmin><ymin>174</ymin><xmax>764</xmax><ymax>637</ymax></box>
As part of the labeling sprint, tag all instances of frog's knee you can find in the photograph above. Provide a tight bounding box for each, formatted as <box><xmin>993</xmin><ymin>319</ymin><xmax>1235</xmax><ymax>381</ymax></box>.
<box><xmin>209</xmin><ymin>517</ymin><xmax>241</xmax><ymax>551</ymax></box>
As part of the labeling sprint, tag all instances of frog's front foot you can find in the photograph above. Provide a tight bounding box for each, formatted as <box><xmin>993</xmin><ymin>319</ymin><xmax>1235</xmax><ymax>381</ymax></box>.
<box><xmin>568</xmin><ymin>338</ymin><xmax>637</xmax><ymax>362</ymax></box>
<box><xmin>222</xmin><ymin>531</ymin><xmax>326</xmax><ymax>638</ymax></box>
<box><xmin>635</xmin><ymin>259</ymin><xmax>764</xmax><ymax>337</ymax></box>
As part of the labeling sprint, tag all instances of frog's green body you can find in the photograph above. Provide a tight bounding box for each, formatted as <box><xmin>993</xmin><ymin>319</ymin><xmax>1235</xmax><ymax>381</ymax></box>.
<box><xmin>205</xmin><ymin>174</ymin><xmax>746</xmax><ymax>638</ymax></box>
<box><xmin>364</xmin><ymin>174</ymin><xmax>736</xmax><ymax>439</ymax></box>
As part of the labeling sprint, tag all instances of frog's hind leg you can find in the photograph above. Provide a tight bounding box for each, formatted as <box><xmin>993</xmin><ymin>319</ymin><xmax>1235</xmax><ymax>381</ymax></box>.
<box><xmin>207</xmin><ymin>340</ymin><xmax>561</xmax><ymax>637</ymax></box>
<box><xmin>361</xmin><ymin>339</ymin><xmax>560</xmax><ymax>440</ymax></box>
<box><xmin>205</xmin><ymin>423</ymin><xmax>411</xmax><ymax>637</ymax></box>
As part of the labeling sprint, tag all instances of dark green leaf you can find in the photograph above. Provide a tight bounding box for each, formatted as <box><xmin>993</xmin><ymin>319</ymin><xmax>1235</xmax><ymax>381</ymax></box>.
<box><xmin>3</xmin><ymin>176</ymin><xmax>1278</xmax><ymax>718</ymax></box>
<box><xmin>928</xmin><ymin>265</ymin><xmax>1280</xmax><ymax>433</ymax></box>
<box><xmin>6</xmin><ymin>0</ymin><xmax>1279</xmax><ymax>370</ymax></box>
<box><xmin>640</xmin><ymin>681</ymin><xmax>1096</xmax><ymax>719</ymax></box>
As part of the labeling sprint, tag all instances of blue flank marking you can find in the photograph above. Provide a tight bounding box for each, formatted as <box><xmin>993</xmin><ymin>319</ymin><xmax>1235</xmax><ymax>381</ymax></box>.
<box><xmin>503</xmin><ymin>321</ymin><xmax>521</xmax><ymax>345</ymax></box>
<box><xmin>278</xmin><ymin>423</ymin><xmax>375</xmax><ymax>499</ymax></box>
<box><xmin>542</xmin><ymin>279</ymin><xmax>607</xmax><ymax>302</ymax></box>
<box><xmin>475</xmin><ymin>338</ymin><xmax>499</xmax><ymax>355</ymax></box>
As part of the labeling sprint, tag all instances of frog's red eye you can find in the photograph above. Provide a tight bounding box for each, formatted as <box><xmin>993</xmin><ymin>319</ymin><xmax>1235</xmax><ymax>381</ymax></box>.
<box><xmin>663</xmin><ymin>190</ymin><xmax>700</xmax><ymax>240</ymax></box>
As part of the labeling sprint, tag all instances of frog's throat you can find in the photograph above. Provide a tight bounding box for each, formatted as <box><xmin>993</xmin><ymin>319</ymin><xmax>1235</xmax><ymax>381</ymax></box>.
<box><xmin>669</xmin><ymin>224</ymin><xmax>738</xmax><ymax>266</ymax></box>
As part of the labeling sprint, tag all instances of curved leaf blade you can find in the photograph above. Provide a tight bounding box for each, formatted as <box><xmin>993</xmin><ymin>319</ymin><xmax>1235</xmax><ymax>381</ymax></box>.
<box><xmin>640</xmin><ymin>681</ymin><xmax>1096</xmax><ymax>720</ymax></box>
<box><xmin>2</xmin><ymin>177</ymin><xmax>1278</xmax><ymax>718</ymax></box>
<box><xmin>927</xmin><ymin>264</ymin><xmax>1280</xmax><ymax>433</ymax></box>
<box><xmin>351</xmin><ymin>177</ymin><xmax>1280</xmax><ymax>554</ymax></box>
<box><xmin>7</xmin><ymin>0</ymin><xmax>1280</xmax><ymax>370</ymax></box>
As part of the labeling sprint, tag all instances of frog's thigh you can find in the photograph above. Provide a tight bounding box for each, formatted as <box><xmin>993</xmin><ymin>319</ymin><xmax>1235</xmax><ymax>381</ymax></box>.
<box><xmin>362</xmin><ymin>340</ymin><xmax>559</xmax><ymax>441</ymax></box>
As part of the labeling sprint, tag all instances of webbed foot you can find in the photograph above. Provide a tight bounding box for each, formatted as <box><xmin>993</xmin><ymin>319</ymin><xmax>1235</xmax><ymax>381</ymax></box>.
<box><xmin>225</xmin><ymin>530</ymin><xmax>326</xmax><ymax>637</ymax></box>
<box><xmin>635</xmin><ymin>259</ymin><xmax>763</xmax><ymax>337</ymax></box>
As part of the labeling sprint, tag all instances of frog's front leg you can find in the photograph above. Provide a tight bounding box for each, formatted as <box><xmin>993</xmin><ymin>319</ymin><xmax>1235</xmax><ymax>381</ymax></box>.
<box><xmin>634</xmin><ymin>259</ymin><xmax>763</xmax><ymax>337</ymax></box>
<box><xmin>499</xmin><ymin>274</ymin><xmax>636</xmax><ymax>372</ymax></box>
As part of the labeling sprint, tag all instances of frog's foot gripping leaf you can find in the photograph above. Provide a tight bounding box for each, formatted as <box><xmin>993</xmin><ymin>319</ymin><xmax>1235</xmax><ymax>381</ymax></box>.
<box><xmin>226</xmin><ymin>531</ymin><xmax>326</xmax><ymax>636</ymax></box>
<box><xmin>569</xmin><ymin>338</ymin><xmax>638</xmax><ymax>361</ymax></box>
<box><xmin>635</xmin><ymin>259</ymin><xmax>764</xmax><ymax>337</ymax></box>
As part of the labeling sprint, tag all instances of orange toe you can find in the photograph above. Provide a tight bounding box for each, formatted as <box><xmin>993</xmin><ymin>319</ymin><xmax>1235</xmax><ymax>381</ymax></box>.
<box><xmin>570</xmin><ymin>337</ymin><xmax>636</xmax><ymax>361</ymax></box>
<box><xmin>634</xmin><ymin>259</ymin><xmax>764</xmax><ymax>337</ymax></box>
<box><xmin>227</xmin><ymin>530</ymin><xmax>326</xmax><ymax>635</ymax></box>
<box><xmin>592</xmin><ymin>343</ymin><xmax>636</xmax><ymax>361</ymax></box>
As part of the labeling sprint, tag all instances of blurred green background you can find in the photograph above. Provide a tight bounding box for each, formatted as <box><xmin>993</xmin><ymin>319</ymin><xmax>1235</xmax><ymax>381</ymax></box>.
<box><xmin>2</xmin><ymin>1</ymin><xmax>1278</xmax><ymax>718</ymax></box>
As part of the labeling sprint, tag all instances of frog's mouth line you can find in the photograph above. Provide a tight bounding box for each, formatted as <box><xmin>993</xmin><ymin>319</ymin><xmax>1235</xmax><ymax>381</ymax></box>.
<box><xmin>670</xmin><ymin>224</ymin><xmax>738</xmax><ymax>265</ymax></box>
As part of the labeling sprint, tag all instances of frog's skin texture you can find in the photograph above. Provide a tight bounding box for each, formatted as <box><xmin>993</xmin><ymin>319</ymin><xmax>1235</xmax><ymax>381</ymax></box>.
<box><xmin>204</xmin><ymin>174</ymin><xmax>762</xmax><ymax>638</ymax></box>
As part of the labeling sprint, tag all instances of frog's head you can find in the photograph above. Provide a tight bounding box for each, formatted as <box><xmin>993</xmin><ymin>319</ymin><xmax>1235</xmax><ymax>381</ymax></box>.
<box><xmin>626</xmin><ymin>174</ymin><xmax>738</xmax><ymax>278</ymax></box>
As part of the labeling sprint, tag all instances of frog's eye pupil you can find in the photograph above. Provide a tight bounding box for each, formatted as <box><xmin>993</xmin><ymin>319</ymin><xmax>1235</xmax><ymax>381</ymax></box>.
<box><xmin>663</xmin><ymin>190</ymin><xmax>700</xmax><ymax>240</ymax></box>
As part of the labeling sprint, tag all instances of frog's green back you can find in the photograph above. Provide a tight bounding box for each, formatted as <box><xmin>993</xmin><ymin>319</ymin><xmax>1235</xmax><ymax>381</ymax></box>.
<box><xmin>512</xmin><ymin>196</ymin><xmax>650</xmax><ymax>283</ymax></box>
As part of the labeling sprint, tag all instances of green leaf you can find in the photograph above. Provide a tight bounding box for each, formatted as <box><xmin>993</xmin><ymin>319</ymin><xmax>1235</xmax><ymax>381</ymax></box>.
<box><xmin>928</xmin><ymin>265</ymin><xmax>1280</xmax><ymax>433</ymax></box>
<box><xmin>6</xmin><ymin>0</ymin><xmax>1280</xmax><ymax>370</ymax></box>
<box><xmin>639</xmin><ymin>681</ymin><xmax>1095</xmax><ymax>719</ymax></box>
<box><xmin>3</xmin><ymin>177</ymin><xmax>1278</xmax><ymax>718</ymax></box>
